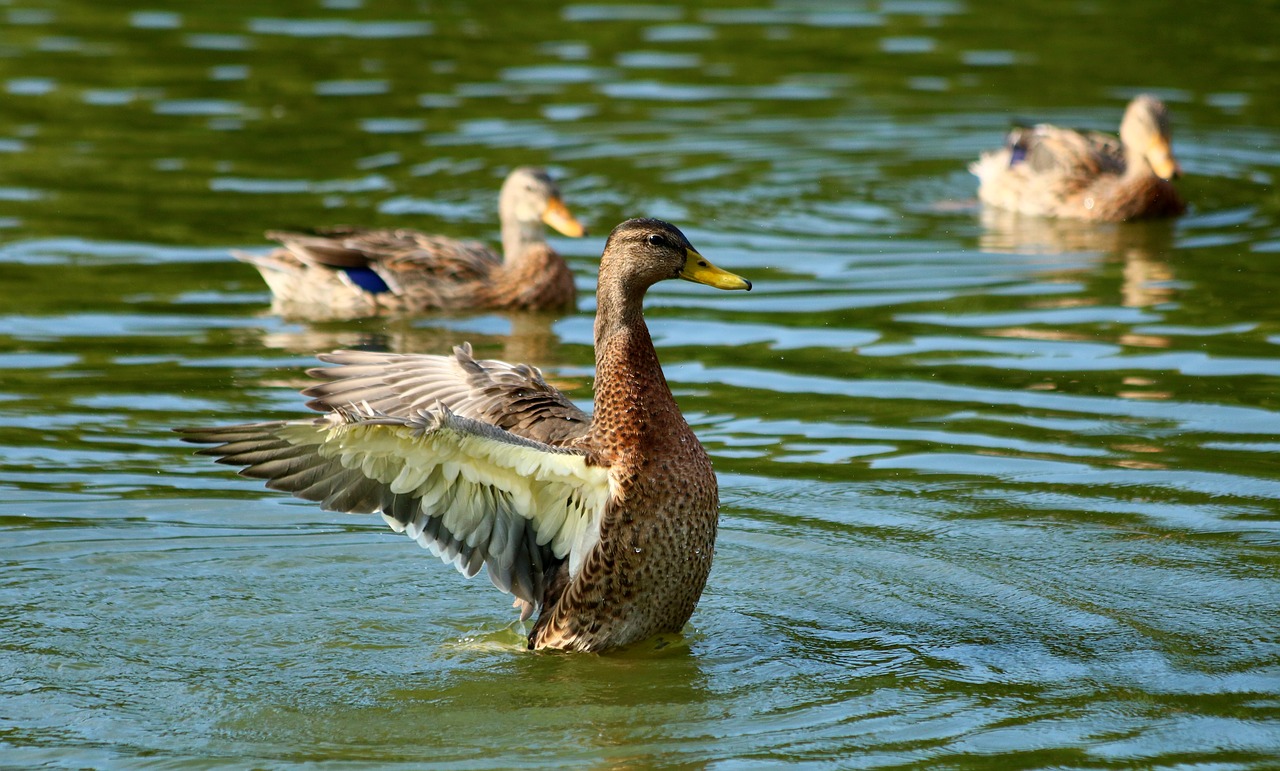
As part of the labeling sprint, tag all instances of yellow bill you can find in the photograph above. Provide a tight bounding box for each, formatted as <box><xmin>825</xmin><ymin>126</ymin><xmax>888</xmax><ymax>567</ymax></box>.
<box><xmin>679</xmin><ymin>249</ymin><xmax>752</xmax><ymax>291</ymax></box>
<box><xmin>542</xmin><ymin>197</ymin><xmax>586</xmax><ymax>238</ymax></box>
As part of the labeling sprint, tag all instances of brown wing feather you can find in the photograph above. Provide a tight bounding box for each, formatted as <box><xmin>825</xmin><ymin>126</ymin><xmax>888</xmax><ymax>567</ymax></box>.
<box><xmin>265</xmin><ymin>228</ymin><xmax>502</xmax><ymax>301</ymax></box>
<box><xmin>336</xmin><ymin>230</ymin><xmax>499</xmax><ymax>275</ymax></box>
<box><xmin>265</xmin><ymin>227</ymin><xmax>388</xmax><ymax>269</ymax></box>
<box><xmin>1024</xmin><ymin>126</ymin><xmax>1124</xmax><ymax>180</ymax></box>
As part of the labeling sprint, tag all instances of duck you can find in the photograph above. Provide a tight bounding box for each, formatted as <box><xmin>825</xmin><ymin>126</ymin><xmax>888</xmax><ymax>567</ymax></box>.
<box><xmin>234</xmin><ymin>167</ymin><xmax>586</xmax><ymax>319</ymax></box>
<box><xmin>177</xmin><ymin>218</ymin><xmax>753</xmax><ymax>652</ymax></box>
<box><xmin>970</xmin><ymin>94</ymin><xmax>1185</xmax><ymax>221</ymax></box>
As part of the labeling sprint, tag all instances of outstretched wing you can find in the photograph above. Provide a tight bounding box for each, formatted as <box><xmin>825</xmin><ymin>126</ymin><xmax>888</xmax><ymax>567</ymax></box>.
<box><xmin>302</xmin><ymin>345</ymin><xmax>590</xmax><ymax>446</ymax></box>
<box><xmin>176</xmin><ymin>405</ymin><xmax>609</xmax><ymax>611</ymax></box>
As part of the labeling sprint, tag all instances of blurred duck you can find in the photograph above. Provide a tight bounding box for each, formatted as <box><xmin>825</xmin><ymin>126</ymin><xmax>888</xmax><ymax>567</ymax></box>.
<box><xmin>180</xmin><ymin>218</ymin><xmax>753</xmax><ymax>652</ymax></box>
<box><xmin>235</xmin><ymin>167</ymin><xmax>586</xmax><ymax>319</ymax></box>
<box><xmin>971</xmin><ymin>95</ymin><xmax>1185</xmax><ymax>221</ymax></box>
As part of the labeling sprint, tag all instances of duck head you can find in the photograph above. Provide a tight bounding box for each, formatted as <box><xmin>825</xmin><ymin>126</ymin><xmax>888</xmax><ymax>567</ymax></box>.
<box><xmin>601</xmin><ymin>218</ymin><xmax>752</xmax><ymax>295</ymax></box>
<box><xmin>1121</xmin><ymin>95</ymin><xmax>1181</xmax><ymax>181</ymax></box>
<box><xmin>500</xmin><ymin>167</ymin><xmax>586</xmax><ymax>238</ymax></box>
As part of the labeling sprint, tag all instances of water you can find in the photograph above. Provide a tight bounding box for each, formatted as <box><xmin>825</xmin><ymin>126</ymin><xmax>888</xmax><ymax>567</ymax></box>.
<box><xmin>2</xmin><ymin>0</ymin><xmax>1279</xmax><ymax>767</ymax></box>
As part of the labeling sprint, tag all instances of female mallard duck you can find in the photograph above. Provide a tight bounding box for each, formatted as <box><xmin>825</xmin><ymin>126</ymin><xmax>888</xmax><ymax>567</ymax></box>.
<box><xmin>178</xmin><ymin>218</ymin><xmax>752</xmax><ymax>652</ymax></box>
<box><xmin>970</xmin><ymin>95</ymin><xmax>1185</xmax><ymax>221</ymax></box>
<box><xmin>235</xmin><ymin>167</ymin><xmax>586</xmax><ymax>319</ymax></box>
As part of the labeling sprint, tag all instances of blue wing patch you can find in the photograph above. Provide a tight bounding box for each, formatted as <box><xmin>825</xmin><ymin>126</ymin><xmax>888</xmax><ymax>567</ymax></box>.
<box><xmin>343</xmin><ymin>266</ymin><xmax>392</xmax><ymax>294</ymax></box>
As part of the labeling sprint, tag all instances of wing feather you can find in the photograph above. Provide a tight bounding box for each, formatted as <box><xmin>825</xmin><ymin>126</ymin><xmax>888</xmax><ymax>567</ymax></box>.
<box><xmin>176</xmin><ymin>404</ymin><xmax>608</xmax><ymax>611</ymax></box>
<box><xmin>300</xmin><ymin>346</ymin><xmax>590</xmax><ymax>446</ymax></box>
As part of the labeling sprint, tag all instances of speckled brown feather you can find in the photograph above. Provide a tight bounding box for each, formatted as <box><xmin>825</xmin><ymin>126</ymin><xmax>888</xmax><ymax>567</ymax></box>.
<box><xmin>530</xmin><ymin>320</ymin><xmax>718</xmax><ymax>651</ymax></box>
<box><xmin>528</xmin><ymin>220</ymin><xmax>724</xmax><ymax>651</ymax></box>
<box><xmin>476</xmin><ymin>243</ymin><xmax>577</xmax><ymax>312</ymax></box>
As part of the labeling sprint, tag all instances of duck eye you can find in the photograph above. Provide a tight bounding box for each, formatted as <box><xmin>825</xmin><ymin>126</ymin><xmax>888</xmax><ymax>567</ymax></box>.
<box><xmin>646</xmin><ymin>234</ymin><xmax>666</xmax><ymax>247</ymax></box>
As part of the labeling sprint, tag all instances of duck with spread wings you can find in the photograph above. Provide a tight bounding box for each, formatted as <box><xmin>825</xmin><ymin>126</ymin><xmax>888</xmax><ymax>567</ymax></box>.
<box><xmin>179</xmin><ymin>218</ymin><xmax>752</xmax><ymax>652</ymax></box>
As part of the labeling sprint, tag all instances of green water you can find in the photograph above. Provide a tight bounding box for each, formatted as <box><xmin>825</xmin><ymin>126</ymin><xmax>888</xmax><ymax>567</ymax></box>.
<box><xmin>2</xmin><ymin>0</ymin><xmax>1279</xmax><ymax>767</ymax></box>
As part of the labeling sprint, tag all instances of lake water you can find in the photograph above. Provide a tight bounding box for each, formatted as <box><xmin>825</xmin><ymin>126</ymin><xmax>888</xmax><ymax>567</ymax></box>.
<box><xmin>2</xmin><ymin>0</ymin><xmax>1279</xmax><ymax>767</ymax></box>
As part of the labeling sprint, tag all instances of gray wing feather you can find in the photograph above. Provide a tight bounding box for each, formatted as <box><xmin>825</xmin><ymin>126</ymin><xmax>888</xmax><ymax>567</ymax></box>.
<box><xmin>301</xmin><ymin>345</ymin><xmax>590</xmax><ymax>446</ymax></box>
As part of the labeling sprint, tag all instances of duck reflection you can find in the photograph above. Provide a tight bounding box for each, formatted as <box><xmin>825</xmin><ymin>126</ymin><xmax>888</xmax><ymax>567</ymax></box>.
<box><xmin>978</xmin><ymin>206</ymin><xmax>1179</xmax><ymax>319</ymax></box>
<box><xmin>977</xmin><ymin>208</ymin><xmax>1178</xmax><ymax>464</ymax></box>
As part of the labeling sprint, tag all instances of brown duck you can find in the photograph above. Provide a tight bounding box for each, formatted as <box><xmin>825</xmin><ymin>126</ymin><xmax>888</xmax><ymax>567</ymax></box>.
<box><xmin>971</xmin><ymin>95</ymin><xmax>1185</xmax><ymax>221</ymax></box>
<box><xmin>234</xmin><ymin>167</ymin><xmax>585</xmax><ymax>319</ymax></box>
<box><xmin>178</xmin><ymin>218</ymin><xmax>752</xmax><ymax>652</ymax></box>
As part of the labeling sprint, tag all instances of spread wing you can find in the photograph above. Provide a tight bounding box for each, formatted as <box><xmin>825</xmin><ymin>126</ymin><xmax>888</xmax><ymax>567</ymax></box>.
<box><xmin>176</xmin><ymin>405</ymin><xmax>609</xmax><ymax>612</ymax></box>
<box><xmin>302</xmin><ymin>345</ymin><xmax>590</xmax><ymax>446</ymax></box>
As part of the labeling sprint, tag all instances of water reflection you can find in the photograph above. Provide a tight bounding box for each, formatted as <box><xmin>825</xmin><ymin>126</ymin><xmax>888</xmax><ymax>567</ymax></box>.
<box><xmin>978</xmin><ymin>206</ymin><xmax>1179</xmax><ymax>350</ymax></box>
<box><xmin>978</xmin><ymin>206</ymin><xmax>1174</xmax><ymax>263</ymax></box>
<box><xmin>254</xmin><ymin>311</ymin><xmax>568</xmax><ymax>368</ymax></box>
<box><xmin>213</xmin><ymin>630</ymin><xmax>714</xmax><ymax>766</ymax></box>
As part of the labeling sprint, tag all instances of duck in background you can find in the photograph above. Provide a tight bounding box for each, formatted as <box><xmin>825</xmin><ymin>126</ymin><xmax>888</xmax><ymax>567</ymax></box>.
<box><xmin>234</xmin><ymin>167</ymin><xmax>586</xmax><ymax>320</ymax></box>
<box><xmin>971</xmin><ymin>95</ymin><xmax>1185</xmax><ymax>221</ymax></box>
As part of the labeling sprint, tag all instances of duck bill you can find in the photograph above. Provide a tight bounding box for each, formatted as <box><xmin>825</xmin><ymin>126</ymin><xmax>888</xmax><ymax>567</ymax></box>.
<box><xmin>679</xmin><ymin>249</ymin><xmax>752</xmax><ymax>291</ymax></box>
<box><xmin>541</xmin><ymin>197</ymin><xmax>586</xmax><ymax>237</ymax></box>
<box><xmin>1147</xmin><ymin>138</ymin><xmax>1181</xmax><ymax>180</ymax></box>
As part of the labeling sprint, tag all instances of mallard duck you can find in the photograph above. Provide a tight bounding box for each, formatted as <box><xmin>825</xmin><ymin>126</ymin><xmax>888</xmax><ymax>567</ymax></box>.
<box><xmin>178</xmin><ymin>218</ymin><xmax>752</xmax><ymax>652</ymax></box>
<box><xmin>234</xmin><ymin>167</ymin><xmax>586</xmax><ymax>319</ymax></box>
<box><xmin>970</xmin><ymin>95</ymin><xmax>1185</xmax><ymax>221</ymax></box>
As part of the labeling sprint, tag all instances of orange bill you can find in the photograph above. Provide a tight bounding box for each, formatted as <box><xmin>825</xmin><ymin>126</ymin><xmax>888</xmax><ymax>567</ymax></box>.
<box><xmin>1147</xmin><ymin>138</ymin><xmax>1181</xmax><ymax>180</ymax></box>
<box><xmin>541</xmin><ymin>197</ymin><xmax>586</xmax><ymax>237</ymax></box>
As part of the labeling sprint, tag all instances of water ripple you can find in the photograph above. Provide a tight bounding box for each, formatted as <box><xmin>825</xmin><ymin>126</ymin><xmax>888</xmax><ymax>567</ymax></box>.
<box><xmin>1</xmin><ymin>0</ymin><xmax>1278</xmax><ymax>766</ymax></box>
<box><xmin>247</xmin><ymin>18</ymin><xmax>433</xmax><ymax>38</ymax></box>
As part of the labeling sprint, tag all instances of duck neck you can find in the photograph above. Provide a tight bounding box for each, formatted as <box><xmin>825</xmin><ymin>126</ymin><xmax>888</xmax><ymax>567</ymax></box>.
<box><xmin>1123</xmin><ymin>146</ymin><xmax>1153</xmax><ymax>180</ymax></box>
<box><xmin>590</xmin><ymin>279</ymin><xmax>685</xmax><ymax>454</ymax></box>
<box><xmin>501</xmin><ymin>218</ymin><xmax>546</xmax><ymax>264</ymax></box>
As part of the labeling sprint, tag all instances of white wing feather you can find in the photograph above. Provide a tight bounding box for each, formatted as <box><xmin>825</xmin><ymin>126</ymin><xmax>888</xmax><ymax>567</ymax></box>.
<box><xmin>182</xmin><ymin>405</ymin><xmax>610</xmax><ymax>612</ymax></box>
<box><xmin>276</xmin><ymin>406</ymin><xmax>609</xmax><ymax>582</ymax></box>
